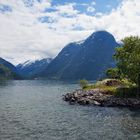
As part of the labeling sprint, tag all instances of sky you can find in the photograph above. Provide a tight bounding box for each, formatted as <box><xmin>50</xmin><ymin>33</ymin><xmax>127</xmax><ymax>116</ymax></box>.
<box><xmin>0</xmin><ymin>0</ymin><xmax>140</xmax><ymax>64</ymax></box>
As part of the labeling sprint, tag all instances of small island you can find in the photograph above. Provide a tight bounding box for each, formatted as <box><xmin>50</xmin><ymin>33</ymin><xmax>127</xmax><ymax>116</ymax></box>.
<box><xmin>63</xmin><ymin>36</ymin><xmax>140</xmax><ymax>108</ymax></box>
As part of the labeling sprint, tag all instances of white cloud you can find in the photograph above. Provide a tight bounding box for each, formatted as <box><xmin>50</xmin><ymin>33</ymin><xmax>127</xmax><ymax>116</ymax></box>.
<box><xmin>0</xmin><ymin>0</ymin><xmax>140</xmax><ymax>64</ymax></box>
<box><xmin>53</xmin><ymin>3</ymin><xmax>79</xmax><ymax>16</ymax></box>
<box><xmin>33</xmin><ymin>0</ymin><xmax>51</xmax><ymax>12</ymax></box>
<box><xmin>87</xmin><ymin>6</ymin><xmax>96</xmax><ymax>13</ymax></box>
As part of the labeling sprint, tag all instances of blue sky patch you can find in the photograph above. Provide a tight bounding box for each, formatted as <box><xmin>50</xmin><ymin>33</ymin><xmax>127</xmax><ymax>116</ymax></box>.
<box><xmin>38</xmin><ymin>16</ymin><xmax>56</xmax><ymax>23</ymax></box>
<box><xmin>0</xmin><ymin>4</ymin><xmax>12</xmax><ymax>13</ymax></box>
<box><xmin>38</xmin><ymin>0</ymin><xmax>122</xmax><ymax>24</ymax></box>
<box><xmin>51</xmin><ymin>0</ymin><xmax>122</xmax><ymax>14</ymax></box>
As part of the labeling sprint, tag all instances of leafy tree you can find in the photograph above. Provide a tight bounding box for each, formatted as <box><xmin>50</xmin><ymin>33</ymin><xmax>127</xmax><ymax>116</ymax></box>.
<box><xmin>114</xmin><ymin>36</ymin><xmax>140</xmax><ymax>88</ymax></box>
<box><xmin>79</xmin><ymin>79</ymin><xmax>89</xmax><ymax>89</ymax></box>
<box><xmin>106</xmin><ymin>68</ymin><xmax>120</xmax><ymax>79</ymax></box>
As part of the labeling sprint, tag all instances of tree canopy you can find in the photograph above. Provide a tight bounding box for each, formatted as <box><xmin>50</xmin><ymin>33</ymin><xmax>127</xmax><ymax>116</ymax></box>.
<box><xmin>114</xmin><ymin>36</ymin><xmax>140</xmax><ymax>87</ymax></box>
<box><xmin>106</xmin><ymin>68</ymin><xmax>120</xmax><ymax>79</ymax></box>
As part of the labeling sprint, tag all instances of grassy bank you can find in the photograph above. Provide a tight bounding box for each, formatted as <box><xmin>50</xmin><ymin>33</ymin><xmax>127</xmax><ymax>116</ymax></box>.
<box><xmin>80</xmin><ymin>79</ymin><xmax>140</xmax><ymax>98</ymax></box>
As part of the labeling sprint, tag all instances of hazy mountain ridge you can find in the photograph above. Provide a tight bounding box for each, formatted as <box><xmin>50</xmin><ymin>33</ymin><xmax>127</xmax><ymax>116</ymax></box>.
<box><xmin>16</xmin><ymin>58</ymin><xmax>53</xmax><ymax>78</ymax></box>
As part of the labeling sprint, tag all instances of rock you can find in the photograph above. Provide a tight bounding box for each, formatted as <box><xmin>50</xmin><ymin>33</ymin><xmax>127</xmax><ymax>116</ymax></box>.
<box><xmin>77</xmin><ymin>99</ymin><xmax>85</xmax><ymax>105</ymax></box>
<box><xmin>70</xmin><ymin>97</ymin><xmax>76</xmax><ymax>102</ymax></box>
<box><xmin>63</xmin><ymin>89</ymin><xmax>140</xmax><ymax>108</ymax></box>
<box><xmin>77</xmin><ymin>98</ymin><xmax>90</xmax><ymax>105</ymax></box>
<box><xmin>93</xmin><ymin>100</ymin><xmax>101</xmax><ymax>106</ymax></box>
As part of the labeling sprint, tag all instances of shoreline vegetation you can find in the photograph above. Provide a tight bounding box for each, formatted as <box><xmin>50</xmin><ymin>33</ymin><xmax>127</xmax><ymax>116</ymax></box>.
<box><xmin>63</xmin><ymin>36</ymin><xmax>140</xmax><ymax>108</ymax></box>
<box><xmin>63</xmin><ymin>79</ymin><xmax>140</xmax><ymax>108</ymax></box>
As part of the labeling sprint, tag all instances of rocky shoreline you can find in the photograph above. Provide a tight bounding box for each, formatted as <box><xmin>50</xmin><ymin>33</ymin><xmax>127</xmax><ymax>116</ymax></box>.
<box><xmin>63</xmin><ymin>89</ymin><xmax>140</xmax><ymax>108</ymax></box>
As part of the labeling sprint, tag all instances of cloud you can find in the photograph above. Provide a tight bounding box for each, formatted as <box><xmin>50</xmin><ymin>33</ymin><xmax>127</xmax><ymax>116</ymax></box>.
<box><xmin>87</xmin><ymin>7</ymin><xmax>96</xmax><ymax>13</ymax></box>
<box><xmin>0</xmin><ymin>0</ymin><xmax>140</xmax><ymax>64</ymax></box>
<box><xmin>53</xmin><ymin>3</ymin><xmax>79</xmax><ymax>16</ymax></box>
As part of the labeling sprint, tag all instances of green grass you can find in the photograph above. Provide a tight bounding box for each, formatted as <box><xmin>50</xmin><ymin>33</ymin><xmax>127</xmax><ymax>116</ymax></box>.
<box><xmin>82</xmin><ymin>78</ymin><xmax>139</xmax><ymax>98</ymax></box>
<box><xmin>84</xmin><ymin>84</ymin><xmax>116</xmax><ymax>92</ymax></box>
<box><xmin>120</xmin><ymin>78</ymin><xmax>136</xmax><ymax>87</ymax></box>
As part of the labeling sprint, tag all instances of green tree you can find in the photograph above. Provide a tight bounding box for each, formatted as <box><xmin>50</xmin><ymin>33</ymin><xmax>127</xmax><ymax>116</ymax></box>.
<box><xmin>114</xmin><ymin>36</ymin><xmax>140</xmax><ymax>88</ymax></box>
<box><xmin>79</xmin><ymin>79</ymin><xmax>89</xmax><ymax>89</ymax></box>
<box><xmin>106</xmin><ymin>68</ymin><xmax>120</xmax><ymax>79</ymax></box>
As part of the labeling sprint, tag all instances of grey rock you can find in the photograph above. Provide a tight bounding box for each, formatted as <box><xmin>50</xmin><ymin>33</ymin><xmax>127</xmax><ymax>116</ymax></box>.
<box><xmin>63</xmin><ymin>89</ymin><xmax>140</xmax><ymax>108</ymax></box>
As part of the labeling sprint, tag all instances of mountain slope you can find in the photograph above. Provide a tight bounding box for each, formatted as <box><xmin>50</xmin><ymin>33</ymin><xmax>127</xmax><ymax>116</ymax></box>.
<box><xmin>16</xmin><ymin>58</ymin><xmax>52</xmax><ymax>78</ymax></box>
<box><xmin>0</xmin><ymin>57</ymin><xmax>18</xmax><ymax>73</ymax></box>
<box><xmin>40</xmin><ymin>31</ymin><xmax>119</xmax><ymax>80</ymax></box>
<box><xmin>0</xmin><ymin>58</ymin><xmax>20</xmax><ymax>79</ymax></box>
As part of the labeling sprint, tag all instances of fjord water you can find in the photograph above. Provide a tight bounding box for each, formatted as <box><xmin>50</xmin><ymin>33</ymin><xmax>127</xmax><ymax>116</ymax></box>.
<box><xmin>0</xmin><ymin>80</ymin><xmax>139</xmax><ymax>140</ymax></box>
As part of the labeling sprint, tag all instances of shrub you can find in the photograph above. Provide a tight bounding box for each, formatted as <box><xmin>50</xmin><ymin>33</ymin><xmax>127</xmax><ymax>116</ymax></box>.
<box><xmin>106</xmin><ymin>68</ymin><xmax>120</xmax><ymax>79</ymax></box>
<box><xmin>79</xmin><ymin>79</ymin><xmax>89</xmax><ymax>89</ymax></box>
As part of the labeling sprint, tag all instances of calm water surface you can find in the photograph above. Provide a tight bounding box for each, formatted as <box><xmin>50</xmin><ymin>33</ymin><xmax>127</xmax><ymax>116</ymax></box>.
<box><xmin>0</xmin><ymin>80</ymin><xmax>140</xmax><ymax>140</ymax></box>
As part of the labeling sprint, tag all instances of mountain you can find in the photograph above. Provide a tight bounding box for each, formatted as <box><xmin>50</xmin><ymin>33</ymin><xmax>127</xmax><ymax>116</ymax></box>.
<box><xmin>16</xmin><ymin>58</ymin><xmax>52</xmax><ymax>78</ymax></box>
<box><xmin>39</xmin><ymin>31</ymin><xmax>119</xmax><ymax>80</ymax></box>
<box><xmin>0</xmin><ymin>57</ymin><xmax>18</xmax><ymax>73</ymax></box>
<box><xmin>0</xmin><ymin>57</ymin><xmax>20</xmax><ymax>79</ymax></box>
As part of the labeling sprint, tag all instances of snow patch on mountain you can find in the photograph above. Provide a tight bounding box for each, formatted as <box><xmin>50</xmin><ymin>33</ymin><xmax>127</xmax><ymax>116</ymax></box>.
<box><xmin>75</xmin><ymin>40</ymin><xmax>85</xmax><ymax>45</ymax></box>
<box><xmin>17</xmin><ymin>58</ymin><xmax>52</xmax><ymax>68</ymax></box>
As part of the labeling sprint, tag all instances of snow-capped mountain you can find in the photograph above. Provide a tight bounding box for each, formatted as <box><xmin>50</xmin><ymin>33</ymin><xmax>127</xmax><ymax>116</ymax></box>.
<box><xmin>16</xmin><ymin>58</ymin><xmax>52</xmax><ymax>78</ymax></box>
<box><xmin>39</xmin><ymin>31</ymin><xmax>120</xmax><ymax>80</ymax></box>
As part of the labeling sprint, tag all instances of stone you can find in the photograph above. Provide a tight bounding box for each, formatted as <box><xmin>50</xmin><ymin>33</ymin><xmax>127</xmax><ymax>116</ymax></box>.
<box><xmin>93</xmin><ymin>100</ymin><xmax>101</xmax><ymax>106</ymax></box>
<box><xmin>63</xmin><ymin>89</ymin><xmax>140</xmax><ymax>108</ymax></box>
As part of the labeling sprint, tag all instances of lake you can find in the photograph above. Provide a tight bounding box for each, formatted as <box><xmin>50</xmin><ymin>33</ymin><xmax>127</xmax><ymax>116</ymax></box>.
<box><xmin>0</xmin><ymin>80</ymin><xmax>140</xmax><ymax>140</ymax></box>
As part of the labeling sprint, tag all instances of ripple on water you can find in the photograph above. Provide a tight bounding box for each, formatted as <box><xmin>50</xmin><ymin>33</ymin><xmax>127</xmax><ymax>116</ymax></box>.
<box><xmin>0</xmin><ymin>80</ymin><xmax>140</xmax><ymax>140</ymax></box>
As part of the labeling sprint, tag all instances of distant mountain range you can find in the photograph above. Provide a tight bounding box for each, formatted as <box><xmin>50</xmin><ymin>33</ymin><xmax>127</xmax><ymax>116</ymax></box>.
<box><xmin>0</xmin><ymin>30</ymin><xmax>120</xmax><ymax>80</ymax></box>
<box><xmin>39</xmin><ymin>31</ymin><xmax>119</xmax><ymax>80</ymax></box>
<box><xmin>16</xmin><ymin>58</ymin><xmax>52</xmax><ymax>78</ymax></box>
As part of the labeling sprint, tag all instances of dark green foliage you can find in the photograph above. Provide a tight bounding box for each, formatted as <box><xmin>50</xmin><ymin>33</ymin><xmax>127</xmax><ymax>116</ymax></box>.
<box><xmin>79</xmin><ymin>79</ymin><xmax>89</xmax><ymax>89</ymax></box>
<box><xmin>138</xmin><ymin>74</ymin><xmax>140</xmax><ymax>91</ymax></box>
<box><xmin>115</xmin><ymin>87</ymin><xmax>140</xmax><ymax>98</ymax></box>
<box><xmin>106</xmin><ymin>68</ymin><xmax>120</xmax><ymax>79</ymax></box>
<box><xmin>114</xmin><ymin>36</ymin><xmax>140</xmax><ymax>87</ymax></box>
